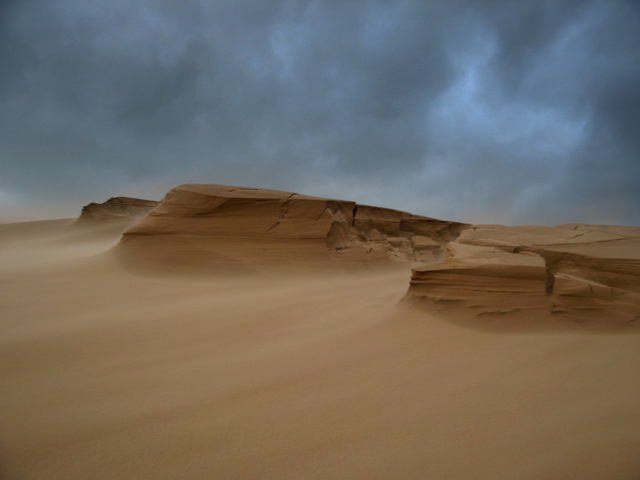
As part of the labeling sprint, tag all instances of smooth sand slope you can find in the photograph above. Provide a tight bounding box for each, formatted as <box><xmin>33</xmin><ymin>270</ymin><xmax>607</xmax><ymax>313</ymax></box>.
<box><xmin>1</xmin><ymin>186</ymin><xmax>640</xmax><ymax>479</ymax></box>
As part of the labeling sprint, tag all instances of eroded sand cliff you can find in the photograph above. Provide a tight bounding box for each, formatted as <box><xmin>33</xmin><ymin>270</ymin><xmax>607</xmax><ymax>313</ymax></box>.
<box><xmin>104</xmin><ymin>183</ymin><xmax>640</xmax><ymax>330</ymax></box>
<box><xmin>75</xmin><ymin>196</ymin><xmax>159</xmax><ymax>224</ymax></box>
<box><xmin>115</xmin><ymin>184</ymin><xmax>467</xmax><ymax>270</ymax></box>
<box><xmin>404</xmin><ymin>224</ymin><xmax>640</xmax><ymax>330</ymax></box>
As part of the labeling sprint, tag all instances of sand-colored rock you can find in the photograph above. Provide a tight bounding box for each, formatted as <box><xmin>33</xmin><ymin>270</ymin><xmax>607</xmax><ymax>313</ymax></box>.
<box><xmin>457</xmin><ymin>223</ymin><xmax>640</xmax><ymax>258</ymax></box>
<box><xmin>115</xmin><ymin>184</ymin><xmax>467</xmax><ymax>271</ymax></box>
<box><xmin>75</xmin><ymin>196</ymin><xmax>159</xmax><ymax>225</ymax></box>
<box><xmin>550</xmin><ymin>273</ymin><xmax>640</xmax><ymax>323</ymax></box>
<box><xmin>107</xmin><ymin>184</ymin><xmax>640</xmax><ymax>329</ymax></box>
<box><xmin>405</xmin><ymin>245</ymin><xmax>549</xmax><ymax>325</ymax></box>
<box><xmin>540</xmin><ymin>249</ymin><xmax>640</xmax><ymax>324</ymax></box>
<box><xmin>404</xmin><ymin>225</ymin><xmax>640</xmax><ymax>330</ymax></box>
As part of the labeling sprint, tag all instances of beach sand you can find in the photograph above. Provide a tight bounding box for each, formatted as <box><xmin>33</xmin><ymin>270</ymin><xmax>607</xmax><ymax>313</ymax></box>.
<box><xmin>1</xmin><ymin>199</ymin><xmax>640</xmax><ymax>479</ymax></box>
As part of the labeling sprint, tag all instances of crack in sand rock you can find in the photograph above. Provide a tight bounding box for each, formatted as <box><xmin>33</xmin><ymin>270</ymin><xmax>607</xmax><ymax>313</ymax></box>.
<box><xmin>115</xmin><ymin>184</ymin><xmax>466</xmax><ymax>271</ymax></box>
<box><xmin>404</xmin><ymin>225</ymin><xmax>640</xmax><ymax>331</ymax></box>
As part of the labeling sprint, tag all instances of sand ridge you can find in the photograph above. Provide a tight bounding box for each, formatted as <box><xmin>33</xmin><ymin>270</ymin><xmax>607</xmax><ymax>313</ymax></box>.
<box><xmin>405</xmin><ymin>223</ymin><xmax>640</xmax><ymax>331</ymax></box>
<box><xmin>112</xmin><ymin>184</ymin><xmax>640</xmax><ymax>331</ymax></box>
<box><xmin>115</xmin><ymin>184</ymin><xmax>468</xmax><ymax>272</ymax></box>
<box><xmin>74</xmin><ymin>196</ymin><xmax>160</xmax><ymax>225</ymax></box>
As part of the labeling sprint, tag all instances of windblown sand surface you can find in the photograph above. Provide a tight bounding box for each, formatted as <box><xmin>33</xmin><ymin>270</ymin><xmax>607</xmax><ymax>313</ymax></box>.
<box><xmin>2</xmin><ymin>190</ymin><xmax>640</xmax><ymax>479</ymax></box>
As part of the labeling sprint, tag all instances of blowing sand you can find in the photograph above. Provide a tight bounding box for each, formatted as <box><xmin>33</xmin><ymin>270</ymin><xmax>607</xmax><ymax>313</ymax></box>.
<box><xmin>1</xmin><ymin>216</ymin><xmax>640</xmax><ymax>479</ymax></box>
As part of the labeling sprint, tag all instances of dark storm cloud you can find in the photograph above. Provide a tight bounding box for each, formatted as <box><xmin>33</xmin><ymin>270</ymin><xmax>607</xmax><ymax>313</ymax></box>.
<box><xmin>0</xmin><ymin>0</ymin><xmax>638</xmax><ymax>224</ymax></box>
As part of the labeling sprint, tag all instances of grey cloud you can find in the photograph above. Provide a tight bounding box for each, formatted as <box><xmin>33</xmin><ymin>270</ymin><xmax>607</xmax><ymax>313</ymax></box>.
<box><xmin>476</xmin><ymin>1</ymin><xmax>590</xmax><ymax>94</ymax></box>
<box><xmin>0</xmin><ymin>0</ymin><xmax>638</xmax><ymax>225</ymax></box>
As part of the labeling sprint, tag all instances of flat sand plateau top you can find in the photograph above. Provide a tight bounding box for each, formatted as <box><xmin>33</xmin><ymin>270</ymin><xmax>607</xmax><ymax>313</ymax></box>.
<box><xmin>1</xmin><ymin>201</ymin><xmax>640</xmax><ymax>478</ymax></box>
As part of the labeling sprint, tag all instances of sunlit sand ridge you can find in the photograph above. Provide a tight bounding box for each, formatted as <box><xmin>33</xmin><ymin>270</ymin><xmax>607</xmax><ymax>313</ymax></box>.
<box><xmin>1</xmin><ymin>184</ymin><xmax>639</xmax><ymax>479</ymax></box>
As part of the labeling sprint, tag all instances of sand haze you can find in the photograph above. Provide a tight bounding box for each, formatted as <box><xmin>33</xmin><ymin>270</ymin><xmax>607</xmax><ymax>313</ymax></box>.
<box><xmin>1</xmin><ymin>184</ymin><xmax>640</xmax><ymax>479</ymax></box>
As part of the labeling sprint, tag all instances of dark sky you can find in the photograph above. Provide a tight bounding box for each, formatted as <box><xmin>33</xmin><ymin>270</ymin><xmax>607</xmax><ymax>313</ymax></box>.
<box><xmin>1</xmin><ymin>0</ymin><xmax>639</xmax><ymax>224</ymax></box>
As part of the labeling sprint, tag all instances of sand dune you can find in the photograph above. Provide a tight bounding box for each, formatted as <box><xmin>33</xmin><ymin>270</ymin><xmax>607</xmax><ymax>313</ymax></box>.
<box><xmin>115</xmin><ymin>184</ymin><xmax>467</xmax><ymax>272</ymax></box>
<box><xmin>1</xmin><ymin>186</ymin><xmax>640</xmax><ymax>479</ymax></box>
<box><xmin>405</xmin><ymin>224</ymin><xmax>640</xmax><ymax>331</ymax></box>
<box><xmin>74</xmin><ymin>196</ymin><xmax>159</xmax><ymax>226</ymax></box>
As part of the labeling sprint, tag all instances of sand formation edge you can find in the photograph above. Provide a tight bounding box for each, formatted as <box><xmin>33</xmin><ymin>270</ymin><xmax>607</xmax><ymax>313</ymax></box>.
<box><xmin>79</xmin><ymin>183</ymin><xmax>640</xmax><ymax>329</ymax></box>
<box><xmin>114</xmin><ymin>183</ymin><xmax>468</xmax><ymax>270</ymax></box>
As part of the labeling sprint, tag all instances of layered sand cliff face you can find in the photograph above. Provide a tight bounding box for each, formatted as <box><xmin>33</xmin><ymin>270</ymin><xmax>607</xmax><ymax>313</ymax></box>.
<box><xmin>404</xmin><ymin>224</ymin><xmax>640</xmax><ymax>330</ymax></box>
<box><xmin>115</xmin><ymin>184</ymin><xmax>467</xmax><ymax>271</ymax></box>
<box><xmin>109</xmin><ymin>184</ymin><xmax>640</xmax><ymax>329</ymax></box>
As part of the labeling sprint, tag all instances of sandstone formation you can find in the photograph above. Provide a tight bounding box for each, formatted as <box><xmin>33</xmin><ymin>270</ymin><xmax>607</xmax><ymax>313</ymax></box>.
<box><xmin>404</xmin><ymin>224</ymin><xmax>640</xmax><ymax>330</ymax></box>
<box><xmin>75</xmin><ymin>196</ymin><xmax>159</xmax><ymax>225</ymax></box>
<box><xmin>108</xmin><ymin>183</ymin><xmax>640</xmax><ymax>328</ymax></box>
<box><xmin>115</xmin><ymin>184</ymin><xmax>468</xmax><ymax>271</ymax></box>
